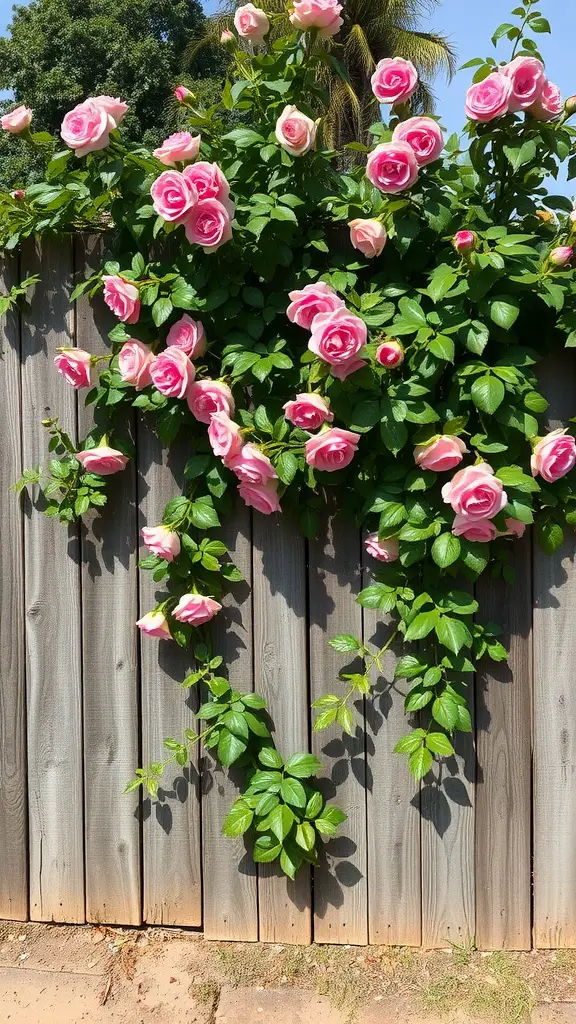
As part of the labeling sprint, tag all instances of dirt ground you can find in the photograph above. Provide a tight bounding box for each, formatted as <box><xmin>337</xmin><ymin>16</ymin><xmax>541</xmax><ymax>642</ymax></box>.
<box><xmin>1</xmin><ymin>922</ymin><xmax>576</xmax><ymax>1024</ymax></box>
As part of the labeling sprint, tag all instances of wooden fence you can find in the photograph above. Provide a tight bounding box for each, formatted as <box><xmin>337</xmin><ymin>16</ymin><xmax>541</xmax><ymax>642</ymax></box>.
<box><xmin>1</xmin><ymin>238</ymin><xmax>576</xmax><ymax>948</ymax></box>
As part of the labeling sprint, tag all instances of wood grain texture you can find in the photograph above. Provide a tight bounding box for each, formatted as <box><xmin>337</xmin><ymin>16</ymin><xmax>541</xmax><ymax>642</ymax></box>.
<box><xmin>75</xmin><ymin>236</ymin><xmax>140</xmax><ymax>925</ymax></box>
<box><xmin>253</xmin><ymin>514</ymin><xmax>311</xmax><ymax>944</ymax></box>
<box><xmin>308</xmin><ymin>515</ymin><xmax>367</xmax><ymax>944</ymax></box>
<box><xmin>203</xmin><ymin>502</ymin><xmax>258</xmax><ymax>940</ymax></box>
<box><xmin>475</xmin><ymin>537</ymin><xmax>532</xmax><ymax>950</ymax></box>
<box><xmin>20</xmin><ymin>237</ymin><xmax>85</xmax><ymax>922</ymax></box>
<box><xmin>0</xmin><ymin>254</ymin><xmax>28</xmax><ymax>920</ymax></box>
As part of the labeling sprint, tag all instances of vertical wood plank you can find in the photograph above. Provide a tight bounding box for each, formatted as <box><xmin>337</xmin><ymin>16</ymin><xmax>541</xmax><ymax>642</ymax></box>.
<box><xmin>203</xmin><ymin>502</ymin><xmax>258</xmax><ymax>940</ymax></box>
<box><xmin>0</xmin><ymin>254</ymin><xmax>28</xmax><ymax>920</ymax></box>
<box><xmin>253</xmin><ymin>513</ymin><xmax>311</xmax><ymax>944</ymax></box>
<box><xmin>475</xmin><ymin>536</ymin><xmax>532</xmax><ymax>950</ymax></box>
<box><xmin>20</xmin><ymin>237</ymin><xmax>85</xmax><ymax>922</ymax></box>
<box><xmin>75</xmin><ymin>236</ymin><xmax>140</xmax><ymax>925</ymax></box>
<box><xmin>309</xmin><ymin>515</ymin><xmax>367</xmax><ymax>944</ymax></box>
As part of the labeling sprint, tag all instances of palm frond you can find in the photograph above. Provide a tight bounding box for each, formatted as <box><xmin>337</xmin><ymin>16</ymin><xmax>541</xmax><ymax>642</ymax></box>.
<box><xmin>384</xmin><ymin>27</ymin><xmax>457</xmax><ymax>80</ymax></box>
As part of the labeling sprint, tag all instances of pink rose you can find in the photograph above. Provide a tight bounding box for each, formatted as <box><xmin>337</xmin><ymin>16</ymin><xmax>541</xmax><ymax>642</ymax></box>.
<box><xmin>502</xmin><ymin>518</ymin><xmax>526</xmax><ymax>539</ymax></box>
<box><xmin>61</xmin><ymin>99</ymin><xmax>114</xmax><ymax>156</ymax></box>
<box><xmin>238</xmin><ymin>480</ymin><xmax>281</xmax><ymax>514</ymax></box>
<box><xmin>153</xmin><ymin>131</ymin><xmax>201</xmax><ymax>167</ymax></box>
<box><xmin>529</xmin><ymin>80</ymin><xmax>563</xmax><ymax>120</ymax></box>
<box><xmin>502</xmin><ymin>56</ymin><xmax>545</xmax><ymax>111</ymax></box>
<box><xmin>208</xmin><ymin>411</ymin><xmax>243</xmax><ymax>462</ymax></box>
<box><xmin>349</xmin><ymin>218</ymin><xmax>387</xmax><ymax>258</ymax></box>
<box><xmin>465</xmin><ymin>73</ymin><xmax>512</xmax><ymax>122</ymax></box>
<box><xmin>366</xmin><ymin>142</ymin><xmax>419</xmax><ymax>194</ymax></box>
<box><xmin>283</xmin><ymin>393</ymin><xmax>333</xmax><ymax>430</ymax></box>
<box><xmin>184</xmin><ymin>199</ymin><xmax>233</xmax><ymax>250</ymax></box>
<box><xmin>183</xmin><ymin>161</ymin><xmax>234</xmax><ymax>215</ymax></box>
<box><xmin>151</xmin><ymin>348</ymin><xmax>195</xmax><ymax>398</ymax></box>
<box><xmin>287</xmin><ymin>281</ymin><xmax>345</xmax><ymax>330</ymax></box>
<box><xmin>329</xmin><ymin>356</ymin><xmax>367</xmax><ymax>380</ymax></box>
<box><xmin>531</xmin><ymin>428</ymin><xmax>576</xmax><ymax>483</ymax></box>
<box><xmin>233</xmin><ymin>3</ymin><xmax>269</xmax><ymax>41</ymax></box>
<box><xmin>173</xmin><ymin>593</ymin><xmax>222</xmax><ymax>625</ymax></box>
<box><xmin>102</xmin><ymin>275</ymin><xmax>140</xmax><ymax>324</ymax></box>
<box><xmin>151</xmin><ymin>170</ymin><xmax>198</xmax><ymax>222</ymax></box>
<box><xmin>220</xmin><ymin>29</ymin><xmax>235</xmax><ymax>45</ymax></box>
<box><xmin>442</xmin><ymin>462</ymin><xmax>507</xmax><ymax>520</ymax></box>
<box><xmin>136</xmin><ymin>610</ymin><xmax>172</xmax><ymax>640</ymax></box>
<box><xmin>10</xmin><ymin>189</ymin><xmax>25</xmax><ymax>200</ymax></box>
<box><xmin>1</xmin><ymin>105</ymin><xmax>32</xmax><ymax>133</ymax></box>
<box><xmin>227</xmin><ymin>444</ymin><xmax>277</xmax><ymax>484</ymax></box>
<box><xmin>76</xmin><ymin>445</ymin><xmax>129</xmax><ymax>476</ymax></box>
<box><xmin>141</xmin><ymin>525</ymin><xmax>181</xmax><ymax>561</ymax></box>
<box><xmin>371</xmin><ymin>57</ymin><xmax>418</xmax><ymax>105</ymax></box>
<box><xmin>452</xmin><ymin>516</ymin><xmax>498</xmax><ymax>543</ymax></box>
<box><xmin>453</xmin><ymin>230</ymin><xmax>477</xmax><ymax>254</ymax></box>
<box><xmin>174</xmin><ymin>85</ymin><xmax>193</xmax><ymax>102</ymax></box>
<box><xmin>365</xmin><ymin>533</ymin><xmax>399</xmax><ymax>562</ymax></box>
<box><xmin>549</xmin><ymin>246</ymin><xmax>573</xmax><ymax>267</ymax></box>
<box><xmin>187</xmin><ymin>380</ymin><xmax>235</xmax><ymax>423</ymax></box>
<box><xmin>275</xmin><ymin>105</ymin><xmax>317</xmax><ymax>156</ymax></box>
<box><xmin>375</xmin><ymin>339</ymin><xmax>404</xmax><ymax>367</ymax></box>
<box><xmin>118</xmin><ymin>340</ymin><xmax>154</xmax><ymax>390</ymax></box>
<box><xmin>305</xmin><ymin>428</ymin><xmax>360</xmax><ymax>472</ymax></box>
<box><xmin>289</xmin><ymin>0</ymin><xmax>343</xmax><ymax>37</ymax></box>
<box><xmin>94</xmin><ymin>96</ymin><xmax>128</xmax><ymax>126</ymax></box>
<box><xmin>308</xmin><ymin>308</ymin><xmax>367</xmax><ymax>368</ymax></box>
<box><xmin>54</xmin><ymin>348</ymin><xmax>92</xmax><ymax>389</ymax></box>
<box><xmin>414</xmin><ymin>435</ymin><xmax>468</xmax><ymax>473</ymax></box>
<box><xmin>166</xmin><ymin>314</ymin><xmax>206</xmax><ymax>358</ymax></box>
<box><xmin>392</xmin><ymin>116</ymin><xmax>444</xmax><ymax>167</ymax></box>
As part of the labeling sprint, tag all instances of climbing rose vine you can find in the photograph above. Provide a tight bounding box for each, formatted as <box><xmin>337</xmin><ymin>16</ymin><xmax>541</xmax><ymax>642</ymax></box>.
<box><xmin>3</xmin><ymin>0</ymin><xmax>576</xmax><ymax>879</ymax></box>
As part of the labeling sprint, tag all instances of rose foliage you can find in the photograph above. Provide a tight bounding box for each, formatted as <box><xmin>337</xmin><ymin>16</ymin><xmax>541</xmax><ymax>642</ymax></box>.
<box><xmin>3</xmin><ymin>0</ymin><xmax>576</xmax><ymax>879</ymax></box>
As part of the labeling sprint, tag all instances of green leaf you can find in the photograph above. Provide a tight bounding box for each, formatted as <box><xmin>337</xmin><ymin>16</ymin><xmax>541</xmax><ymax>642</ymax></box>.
<box><xmin>431</xmin><ymin>533</ymin><xmax>461</xmax><ymax>568</ymax></box>
<box><xmin>218</xmin><ymin>729</ymin><xmax>247</xmax><ymax>767</ymax></box>
<box><xmin>259</xmin><ymin>747</ymin><xmax>284</xmax><ymax>769</ymax></box>
<box><xmin>329</xmin><ymin>634</ymin><xmax>361</xmax><ymax>653</ymax></box>
<box><xmin>435</xmin><ymin>616</ymin><xmax>472</xmax><ymax>654</ymax></box>
<box><xmin>280</xmin><ymin>777</ymin><xmax>307</xmax><ymax>808</ymax></box>
<box><xmin>394</xmin><ymin>733</ymin><xmax>425</xmax><ymax>754</ymax></box>
<box><xmin>409</xmin><ymin>747</ymin><xmax>433</xmax><ymax>780</ymax></box>
<box><xmin>190</xmin><ymin>498</ymin><xmax>220</xmax><ymax>530</ymax></box>
<box><xmin>395</xmin><ymin>655</ymin><xmax>428</xmax><ymax>680</ymax></box>
<box><xmin>503</xmin><ymin>138</ymin><xmax>537</xmax><ymax>172</ymax></box>
<box><xmin>284</xmin><ymin>753</ymin><xmax>322</xmax><ymax>779</ymax></box>
<box><xmin>222</xmin><ymin>800</ymin><xmax>253</xmax><ymax>837</ymax></box>
<box><xmin>280</xmin><ymin>845</ymin><xmax>302</xmax><ymax>881</ymax></box>
<box><xmin>276</xmin><ymin>450</ymin><xmax>299</xmax><ymax>485</ymax></box>
<box><xmin>305</xmin><ymin>791</ymin><xmax>323</xmax><ymax>819</ymax></box>
<box><xmin>432</xmin><ymin>694</ymin><xmax>459</xmax><ymax>730</ymax></box>
<box><xmin>471</xmin><ymin>374</ymin><xmax>505</xmax><ymax>414</ymax></box>
<box><xmin>488</xmin><ymin>297</ymin><xmax>520</xmax><ymax>331</ymax></box>
<box><xmin>404</xmin><ymin>609</ymin><xmax>440</xmax><ymax>642</ymax></box>
<box><xmin>223</xmin><ymin>710</ymin><xmax>249</xmax><ymax>739</ymax></box>
<box><xmin>537</xmin><ymin>519</ymin><xmax>564</xmax><ymax>554</ymax></box>
<box><xmin>152</xmin><ymin>297</ymin><xmax>173</xmax><ymax>327</ymax></box>
<box><xmin>296</xmin><ymin>822</ymin><xmax>316</xmax><ymax>852</ymax></box>
<box><xmin>253</xmin><ymin>834</ymin><xmax>282</xmax><ymax>863</ymax></box>
<box><xmin>357</xmin><ymin>584</ymin><xmax>396</xmax><ymax>612</ymax></box>
<box><xmin>429</xmin><ymin>334</ymin><xmax>455</xmax><ymax>362</ymax></box>
<box><xmin>426</xmin><ymin>732</ymin><xmax>455</xmax><ymax>756</ymax></box>
<box><xmin>268</xmin><ymin>804</ymin><xmax>295</xmax><ymax>842</ymax></box>
<box><xmin>223</xmin><ymin>127</ymin><xmax>265</xmax><ymax>147</ymax></box>
<box><xmin>529</xmin><ymin>15</ymin><xmax>551</xmax><ymax>32</ymax></box>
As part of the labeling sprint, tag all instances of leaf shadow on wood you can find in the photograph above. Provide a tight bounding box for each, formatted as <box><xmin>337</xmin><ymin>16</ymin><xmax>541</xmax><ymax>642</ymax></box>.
<box><xmin>139</xmin><ymin>761</ymin><xmax>201</xmax><ymax>836</ymax></box>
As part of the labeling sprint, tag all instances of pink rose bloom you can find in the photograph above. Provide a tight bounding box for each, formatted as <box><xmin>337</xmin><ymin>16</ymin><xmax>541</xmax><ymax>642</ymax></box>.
<box><xmin>366</xmin><ymin>142</ymin><xmax>419</xmax><ymax>194</ymax></box>
<box><xmin>1</xmin><ymin>105</ymin><xmax>32</xmax><ymax>133</ymax></box>
<box><xmin>174</xmin><ymin>85</ymin><xmax>193</xmax><ymax>102</ymax></box>
<box><xmin>118</xmin><ymin>339</ymin><xmax>154</xmax><ymax>390</ymax></box>
<box><xmin>187</xmin><ymin>380</ymin><xmax>235</xmax><ymax>423</ymax></box>
<box><xmin>227</xmin><ymin>444</ymin><xmax>277</xmax><ymax>485</ymax></box>
<box><xmin>392</xmin><ymin>116</ymin><xmax>444</xmax><ymax>167</ymax></box>
<box><xmin>549</xmin><ymin>246</ymin><xmax>573</xmax><ymax>267</ymax></box>
<box><xmin>136</xmin><ymin>610</ymin><xmax>172</xmax><ymax>640</ymax></box>
<box><xmin>208</xmin><ymin>411</ymin><xmax>243</xmax><ymax>462</ymax></box>
<box><xmin>531</xmin><ymin>428</ymin><xmax>576</xmax><ymax>483</ymax></box>
<box><xmin>151</xmin><ymin>170</ymin><xmax>198</xmax><ymax>222</ymax></box>
<box><xmin>529</xmin><ymin>80</ymin><xmax>563</xmax><ymax>120</ymax></box>
<box><xmin>102</xmin><ymin>275</ymin><xmax>140</xmax><ymax>324</ymax></box>
<box><xmin>502</xmin><ymin>56</ymin><xmax>545</xmax><ymax>111</ymax></box>
<box><xmin>183</xmin><ymin>161</ymin><xmax>234</xmax><ymax>215</ymax></box>
<box><xmin>371</xmin><ymin>57</ymin><xmax>418</xmax><ymax>105</ymax></box>
<box><xmin>349</xmin><ymin>218</ymin><xmax>387</xmax><ymax>258</ymax></box>
<box><xmin>141</xmin><ymin>525</ymin><xmax>181</xmax><ymax>561</ymax></box>
<box><xmin>502</xmin><ymin>518</ymin><xmax>527</xmax><ymax>539</ymax></box>
<box><xmin>238</xmin><ymin>479</ymin><xmax>281</xmax><ymax>514</ymax></box>
<box><xmin>289</xmin><ymin>0</ymin><xmax>343</xmax><ymax>37</ymax></box>
<box><xmin>309</xmin><ymin>308</ymin><xmax>367</xmax><ymax>368</ymax></box>
<box><xmin>10</xmin><ymin>189</ymin><xmax>25</xmax><ymax>200</ymax></box>
<box><xmin>365</xmin><ymin>533</ymin><xmax>399</xmax><ymax>562</ymax></box>
<box><xmin>151</xmin><ymin>348</ymin><xmax>194</xmax><ymax>398</ymax></box>
<box><xmin>465</xmin><ymin>73</ymin><xmax>512</xmax><ymax>122</ymax></box>
<box><xmin>76</xmin><ymin>445</ymin><xmax>129</xmax><ymax>475</ymax></box>
<box><xmin>283</xmin><ymin>393</ymin><xmax>333</xmax><ymax>430</ymax></box>
<box><xmin>414</xmin><ymin>435</ymin><xmax>468</xmax><ymax>473</ymax></box>
<box><xmin>184</xmin><ymin>199</ymin><xmax>233</xmax><ymax>250</ymax></box>
<box><xmin>453</xmin><ymin>229</ymin><xmax>477</xmax><ymax>254</ymax></box>
<box><xmin>442</xmin><ymin>462</ymin><xmax>507</xmax><ymax>520</ymax></box>
<box><xmin>330</xmin><ymin>356</ymin><xmax>367</xmax><ymax>380</ymax></box>
<box><xmin>233</xmin><ymin>3</ymin><xmax>269</xmax><ymax>41</ymax></box>
<box><xmin>54</xmin><ymin>348</ymin><xmax>92</xmax><ymax>389</ymax></box>
<box><xmin>452</xmin><ymin>515</ymin><xmax>498</xmax><ymax>543</ymax></box>
<box><xmin>375</xmin><ymin>339</ymin><xmax>404</xmax><ymax>367</ymax></box>
<box><xmin>94</xmin><ymin>96</ymin><xmax>128</xmax><ymax>126</ymax></box>
<box><xmin>275</xmin><ymin>105</ymin><xmax>317</xmax><ymax>156</ymax></box>
<box><xmin>61</xmin><ymin>98</ymin><xmax>114</xmax><ymax>156</ymax></box>
<box><xmin>166</xmin><ymin>314</ymin><xmax>206</xmax><ymax>358</ymax></box>
<box><xmin>173</xmin><ymin>593</ymin><xmax>222</xmax><ymax>625</ymax></box>
<box><xmin>153</xmin><ymin>131</ymin><xmax>201</xmax><ymax>166</ymax></box>
<box><xmin>305</xmin><ymin>428</ymin><xmax>360</xmax><ymax>472</ymax></box>
<box><xmin>286</xmin><ymin>281</ymin><xmax>345</xmax><ymax>330</ymax></box>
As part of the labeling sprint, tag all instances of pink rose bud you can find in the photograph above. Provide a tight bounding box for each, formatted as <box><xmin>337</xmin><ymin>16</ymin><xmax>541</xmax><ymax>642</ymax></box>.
<box><xmin>187</xmin><ymin>380</ymin><xmax>235</xmax><ymax>423</ymax></box>
<box><xmin>136</xmin><ymin>610</ymin><xmax>172</xmax><ymax>639</ymax></box>
<box><xmin>220</xmin><ymin>29</ymin><xmax>235</xmax><ymax>45</ymax></box>
<box><xmin>453</xmin><ymin>229</ymin><xmax>477</xmax><ymax>254</ymax></box>
<box><xmin>238</xmin><ymin>479</ymin><xmax>281</xmax><ymax>515</ymax></box>
<box><xmin>150</xmin><ymin>347</ymin><xmax>195</xmax><ymax>398</ymax></box>
<box><xmin>365</xmin><ymin>533</ymin><xmax>399</xmax><ymax>562</ymax></box>
<box><xmin>141</xmin><ymin>525</ymin><xmax>181</xmax><ymax>561</ymax></box>
<box><xmin>502</xmin><ymin>56</ymin><xmax>545</xmax><ymax>111</ymax></box>
<box><xmin>76</xmin><ymin>445</ymin><xmax>129</xmax><ymax>476</ymax></box>
<box><xmin>208</xmin><ymin>411</ymin><xmax>243</xmax><ymax>462</ymax></box>
<box><xmin>287</xmin><ymin>281</ymin><xmax>345</xmax><ymax>330</ymax></box>
<box><xmin>391</xmin><ymin>116</ymin><xmax>444</xmax><ymax>166</ymax></box>
<box><xmin>309</xmin><ymin>308</ymin><xmax>367</xmax><ymax>369</ymax></box>
<box><xmin>227</xmin><ymin>444</ymin><xmax>277</xmax><ymax>485</ymax></box>
<box><xmin>1</xmin><ymin>104</ymin><xmax>32</xmax><ymax>133</ymax></box>
<box><xmin>184</xmin><ymin>198</ymin><xmax>233</xmax><ymax>250</ymax></box>
<box><xmin>366</xmin><ymin>142</ymin><xmax>419</xmax><ymax>194</ymax></box>
<box><xmin>549</xmin><ymin>246</ymin><xmax>573</xmax><ymax>267</ymax></box>
<box><xmin>375</xmin><ymin>339</ymin><xmax>404</xmax><ymax>367</ymax></box>
<box><xmin>102</xmin><ymin>275</ymin><xmax>141</xmax><ymax>324</ymax></box>
<box><xmin>502</xmin><ymin>517</ymin><xmax>527</xmax><ymax>539</ymax></box>
<box><xmin>413</xmin><ymin>435</ymin><xmax>468</xmax><ymax>473</ymax></box>
<box><xmin>174</xmin><ymin>85</ymin><xmax>194</xmax><ymax>103</ymax></box>
<box><xmin>442</xmin><ymin>462</ymin><xmax>507</xmax><ymax>520</ymax></box>
<box><xmin>529</xmin><ymin>80</ymin><xmax>563</xmax><ymax>120</ymax></box>
<box><xmin>54</xmin><ymin>348</ymin><xmax>92</xmax><ymax>389</ymax></box>
<box><xmin>118</xmin><ymin>339</ymin><xmax>154</xmax><ymax>390</ymax></box>
<box><xmin>465</xmin><ymin>73</ymin><xmax>512</xmax><ymax>122</ymax></box>
<box><xmin>183</xmin><ymin>161</ymin><xmax>234</xmax><ymax>214</ymax></box>
<box><xmin>233</xmin><ymin>3</ymin><xmax>270</xmax><ymax>42</ymax></box>
<box><xmin>275</xmin><ymin>105</ymin><xmax>317</xmax><ymax>157</ymax></box>
<box><xmin>452</xmin><ymin>515</ymin><xmax>498</xmax><ymax>543</ymax></box>
<box><xmin>10</xmin><ymin>189</ymin><xmax>25</xmax><ymax>200</ymax></box>
<box><xmin>166</xmin><ymin>314</ymin><xmax>206</xmax><ymax>358</ymax></box>
<box><xmin>151</xmin><ymin>170</ymin><xmax>198</xmax><ymax>222</ymax></box>
<box><xmin>565</xmin><ymin>95</ymin><xmax>576</xmax><ymax>117</ymax></box>
<box><xmin>349</xmin><ymin>218</ymin><xmax>387</xmax><ymax>258</ymax></box>
<box><xmin>173</xmin><ymin>593</ymin><xmax>222</xmax><ymax>625</ymax></box>
<box><xmin>305</xmin><ymin>427</ymin><xmax>360</xmax><ymax>472</ymax></box>
<box><xmin>289</xmin><ymin>0</ymin><xmax>343</xmax><ymax>37</ymax></box>
<box><xmin>371</xmin><ymin>57</ymin><xmax>418</xmax><ymax>105</ymax></box>
<box><xmin>61</xmin><ymin>99</ymin><xmax>114</xmax><ymax>155</ymax></box>
<box><xmin>283</xmin><ymin>393</ymin><xmax>333</xmax><ymax>430</ymax></box>
<box><xmin>94</xmin><ymin>96</ymin><xmax>128</xmax><ymax>126</ymax></box>
<box><xmin>153</xmin><ymin>131</ymin><xmax>201</xmax><ymax>167</ymax></box>
<box><xmin>531</xmin><ymin>428</ymin><xmax>576</xmax><ymax>483</ymax></box>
